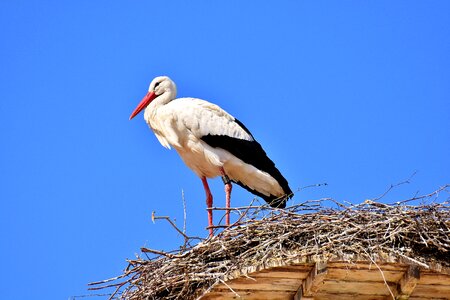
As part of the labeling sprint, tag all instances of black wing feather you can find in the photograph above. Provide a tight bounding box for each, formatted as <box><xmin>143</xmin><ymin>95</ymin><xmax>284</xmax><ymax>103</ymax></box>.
<box><xmin>200</xmin><ymin>120</ymin><xmax>292</xmax><ymax>207</ymax></box>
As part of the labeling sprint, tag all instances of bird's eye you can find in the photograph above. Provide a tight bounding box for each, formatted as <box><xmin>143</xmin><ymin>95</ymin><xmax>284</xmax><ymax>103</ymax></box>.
<box><xmin>154</xmin><ymin>82</ymin><xmax>161</xmax><ymax>90</ymax></box>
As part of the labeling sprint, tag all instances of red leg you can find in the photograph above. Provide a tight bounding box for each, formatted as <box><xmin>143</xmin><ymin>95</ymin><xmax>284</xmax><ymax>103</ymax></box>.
<box><xmin>220</xmin><ymin>168</ymin><xmax>232</xmax><ymax>226</ymax></box>
<box><xmin>225</xmin><ymin>182</ymin><xmax>232</xmax><ymax>225</ymax></box>
<box><xmin>201</xmin><ymin>176</ymin><xmax>213</xmax><ymax>237</ymax></box>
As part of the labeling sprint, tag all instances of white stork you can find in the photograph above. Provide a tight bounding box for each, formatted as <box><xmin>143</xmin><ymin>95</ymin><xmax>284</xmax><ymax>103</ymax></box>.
<box><xmin>129</xmin><ymin>76</ymin><xmax>293</xmax><ymax>235</ymax></box>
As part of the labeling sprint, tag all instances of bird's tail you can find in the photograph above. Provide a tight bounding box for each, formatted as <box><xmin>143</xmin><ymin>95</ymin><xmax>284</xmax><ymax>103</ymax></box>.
<box><xmin>233</xmin><ymin>180</ymin><xmax>293</xmax><ymax>208</ymax></box>
<box><xmin>268</xmin><ymin>192</ymin><xmax>294</xmax><ymax>208</ymax></box>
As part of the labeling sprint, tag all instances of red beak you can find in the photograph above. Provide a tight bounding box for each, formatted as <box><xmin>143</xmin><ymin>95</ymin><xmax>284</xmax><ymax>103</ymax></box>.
<box><xmin>129</xmin><ymin>91</ymin><xmax>157</xmax><ymax>120</ymax></box>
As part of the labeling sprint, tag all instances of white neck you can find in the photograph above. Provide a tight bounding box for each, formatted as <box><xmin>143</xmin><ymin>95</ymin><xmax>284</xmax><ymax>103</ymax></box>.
<box><xmin>144</xmin><ymin>87</ymin><xmax>176</xmax><ymax>121</ymax></box>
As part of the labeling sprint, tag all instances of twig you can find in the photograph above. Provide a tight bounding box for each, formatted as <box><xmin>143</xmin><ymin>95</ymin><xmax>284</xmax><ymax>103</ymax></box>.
<box><xmin>182</xmin><ymin>189</ymin><xmax>187</xmax><ymax>238</ymax></box>
<box><xmin>151</xmin><ymin>211</ymin><xmax>202</xmax><ymax>242</ymax></box>
<box><xmin>362</xmin><ymin>247</ymin><xmax>395</xmax><ymax>300</ymax></box>
<box><xmin>69</xmin><ymin>293</ymin><xmax>118</xmax><ymax>299</ymax></box>
<box><xmin>298</xmin><ymin>182</ymin><xmax>328</xmax><ymax>190</ymax></box>
<box><xmin>140</xmin><ymin>247</ymin><xmax>188</xmax><ymax>259</ymax></box>
<box><xmin>218</xmin><ymin>278</ymin><xmax>241</xmax><ymax>298</ymax></box>
<box><xmin>370</xmin><ymin>171</ymin><xmax>417</xmax><ymax>202</ymax></box>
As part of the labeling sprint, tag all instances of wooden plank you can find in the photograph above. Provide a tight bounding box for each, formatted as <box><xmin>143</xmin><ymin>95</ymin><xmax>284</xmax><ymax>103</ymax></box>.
<box><xmin>249</xmin><ymin>270</ymin><xmax>309</xmax><ymax>279</ymax></box>
<box><xmin>293</xmin><ymin>281</ymin><xmax>303</xmax><ymax>300</ymax></box>
<box><xmin>410</xmin><ymin>284</ymin><xmax>450</xmax><ymax>297</ymax></box>
<box><xmin>223</xmin><ymin>263</ymin><xmax>313</xmax><ymax>282</ymax></box>
<box><xmin>396</xmin><ymin>265</ymin><xmax>420</xmax><ymax>300</ymax></box>
<box><xmin>250</xmin><ymin>266</ymin><xmax>312</xmax><ymax>279</ymax></box>
<box><xmin>204</xmin><ymin>261</ymin><xmax>450</xmax><ymax>299</ymax></box>
<box><xmin>409</xmin><ymin>297</ymin><xmax>449</xmax><ymax>300</ymax></box>
<box><xmin>302</xmin><ymin>262</ymin><xmax>328</xmax><ymax>296</ymax></box>
<box><xmin>328</xmin><ymin>262</ymin><xmax>408</xmax><ymax>272</ymax></box>
<box><xmin>217</xmin><ymin>276</ymin><xmax>302</xmax><ymax>292</ymax></box>
<box><xmin>271</xmin><ymin>265</ymin><xmax>316</xmax><ymax>272</ymax></box>
<box><xmin>314</xmin><ymin>293</ymin><xmax>389</xmax><ymax>300</ymax></box>
<box><xmin>319</xmin><ymin>280</ymin><xmax>397</xmax><ymax>295</ymax></box>
<box><xmin>327</xmin><ymin>267</ymin><xmax>404</xmax><ymax>282</ymax></box>
<box><xmin>293</xmin><ymin>284</ymin><xmax>314</xmax><ymax>300</ymax></box>
<box><xmin>419</xmin><ymin>271</ymin><xmax>450</xmax><ymax>285</ymax></box>
<box><xmin>201</xmin><ymin>290</ymin><xmax>295</xmax><ymax>300</ymax></box>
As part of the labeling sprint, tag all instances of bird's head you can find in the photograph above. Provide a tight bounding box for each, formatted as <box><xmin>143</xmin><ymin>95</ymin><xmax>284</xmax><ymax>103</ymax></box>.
<box><xmin>129</xmin><ymin>76</ymin><xmax>177</xmax><ymax>120</ymax></box>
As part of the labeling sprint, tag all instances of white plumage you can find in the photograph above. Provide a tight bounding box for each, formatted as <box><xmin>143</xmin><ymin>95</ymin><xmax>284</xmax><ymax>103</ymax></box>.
<box><xmin>130</xmin><ymin>76</ymin><xmax>292</xmax><ymax>235</ymax></box>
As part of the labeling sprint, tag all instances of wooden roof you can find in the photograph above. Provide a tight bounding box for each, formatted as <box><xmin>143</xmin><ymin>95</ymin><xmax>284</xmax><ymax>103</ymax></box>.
<box><xmin>201</xmin><ymin>258</ymin><xmax>450</xmax><ymax>300</ymax></box>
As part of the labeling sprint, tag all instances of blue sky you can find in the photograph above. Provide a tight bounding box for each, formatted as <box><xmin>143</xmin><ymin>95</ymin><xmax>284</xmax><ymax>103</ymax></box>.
<box><xmin>1</xmin><ymin>1</ymin><xmax>449</xmax><ymax>299</ymax></box>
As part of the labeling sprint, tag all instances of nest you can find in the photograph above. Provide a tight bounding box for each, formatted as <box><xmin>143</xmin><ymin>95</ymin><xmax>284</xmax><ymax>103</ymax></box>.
<box><xmin>90</xmin><ymin>185</ymin><xmax>450</xmax><ymax>299</ymax></box>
